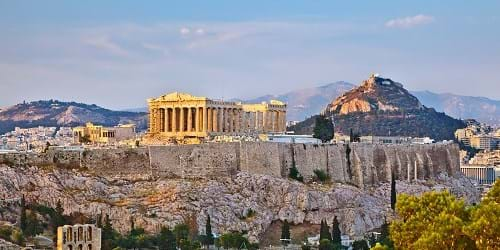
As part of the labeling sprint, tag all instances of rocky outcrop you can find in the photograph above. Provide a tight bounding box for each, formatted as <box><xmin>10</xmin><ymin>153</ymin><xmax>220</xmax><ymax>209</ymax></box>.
<box><xmin>292</xmin><ymin>75</ymin><xmax>466</xmax><ymax>140</ymax></box>
<box><xmin>0</xmin><ymin>164</ymin><xmax>479</xmax><ymax>242</ymax></box>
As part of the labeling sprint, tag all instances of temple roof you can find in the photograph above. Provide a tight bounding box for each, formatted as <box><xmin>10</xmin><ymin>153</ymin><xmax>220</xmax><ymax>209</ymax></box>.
<box><xmin>150</xmin><ymin>92</ymin><xmax>209</xmax><ymax>102</ymax></box>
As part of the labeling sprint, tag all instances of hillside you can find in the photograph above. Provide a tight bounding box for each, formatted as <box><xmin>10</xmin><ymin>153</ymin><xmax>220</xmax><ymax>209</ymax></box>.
<box><xmin>290</xmin><ymin>75</ymin><xmax>466</xmax><ymax>141</ymax></box>
<box><xmin>237</xmin><ymin>83</ymin><xmax>498</xmax><ymax>126</ymax></box>
<box><xmin>0</xmin><ymin>100</ymin><xmax>147</xmax><ymax>134</ymax></box>
<box><xmin>412</xmin><ymin>91</ymin><xmax>500</xmax><ymax>126</ymax></box>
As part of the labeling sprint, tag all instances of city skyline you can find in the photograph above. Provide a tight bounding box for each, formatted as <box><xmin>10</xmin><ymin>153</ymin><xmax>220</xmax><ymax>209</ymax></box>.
<box><xmin>1</xmin><ymin>1</ymin><xmax>499</xmax><ymax>109</ymax></box>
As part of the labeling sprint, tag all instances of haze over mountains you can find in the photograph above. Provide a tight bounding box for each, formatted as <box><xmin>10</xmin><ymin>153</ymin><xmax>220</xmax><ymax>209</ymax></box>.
<box><xmin>0</xmin><ymin>100</ymin><xmax>147</xmax><ymax>134</ymax></box>
<box><xmin>0</xmin><ymin>78</ymin><xmax>498</xmax><ymax>135</ymax></box>
<box><xmin>291</xmin><ymin>75</ymin><xmax>466</xmax><ymax>140</ymax></box>
<box><xmin>240</xmin><ymin>81</ymin><xmax>500</xmax><ymax>126</ymax></box>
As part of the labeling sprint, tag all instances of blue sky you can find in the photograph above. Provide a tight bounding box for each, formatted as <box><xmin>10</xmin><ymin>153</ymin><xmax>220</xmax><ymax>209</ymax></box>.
<box><xmin>0</xmin><ymin>1</ymin><xmax>499</xmax><ymax>109</ymax></box>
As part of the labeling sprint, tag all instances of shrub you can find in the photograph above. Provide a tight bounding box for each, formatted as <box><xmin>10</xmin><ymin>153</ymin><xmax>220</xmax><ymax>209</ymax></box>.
<box><xmin>289</xmin><ymin>165</ymin><xmax>304</xmax><ymax>182</ymax></box>
<box><xmin>313</xmin><ymin>169</ymin><xmax>329</xmax><ymax>182</ymax></box>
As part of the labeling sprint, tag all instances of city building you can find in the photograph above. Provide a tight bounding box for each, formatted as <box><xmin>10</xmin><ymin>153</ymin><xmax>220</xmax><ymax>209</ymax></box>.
<box><xmin>460</xmin><ymin>165</ymin><xmax>498</xmax><ymax>185</ymax></box>
<box><xmin>360</xmin><ymin>136</ymin><xmax>411</xmax><ymax>144</ymax></box>
<box><xmin>73</xmin><ymin>123</ymin><xmax>136</xmax><ymax>144</ymax></box>
<box><xmin>57</xmin><ymin>224</ymin><xmax>101</xmax><ymax>250</ymax></box>
<box><xmin>470</xmin><ymin>135</ymin><xmax>498</xmax><ymax>151</ymax></box>
<box><xmin>147</xmin><ymin>92</ymin><xmax>287</xmax><ymax>142</ymax></box>
<box><xmin>266</xmin><ymin>134</ymin><xmax>321</xmax><ymax>144</ymax></box>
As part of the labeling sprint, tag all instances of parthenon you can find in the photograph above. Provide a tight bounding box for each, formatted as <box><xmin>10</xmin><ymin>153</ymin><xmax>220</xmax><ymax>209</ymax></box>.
<box><xmin>147</xmin><ymin>92</ymin><xmax>287</xmax><ymax>141</ymax></box>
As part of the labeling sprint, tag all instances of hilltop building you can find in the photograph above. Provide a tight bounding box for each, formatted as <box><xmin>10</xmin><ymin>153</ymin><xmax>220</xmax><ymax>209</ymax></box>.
<box><xmin>147</xmin><ymin>92</ymin><xmax>287</xmax><ymax>142</ymax></box>
<box><xmin>57</xmin><ymin>224</ymin><xmax>101</xmax><ymax>250</ymax></box>
<box><xmin>73</xmin><ymin>122</ymin><xmax>136</xmax><ymax>144</ymax></box>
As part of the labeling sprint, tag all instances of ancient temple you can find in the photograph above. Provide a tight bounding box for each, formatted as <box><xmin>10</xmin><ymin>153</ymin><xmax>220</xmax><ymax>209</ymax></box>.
<box><xmin>147</xmin><ymin>92</ymin><xmax>286</xmax><ymax>141</ymax></box>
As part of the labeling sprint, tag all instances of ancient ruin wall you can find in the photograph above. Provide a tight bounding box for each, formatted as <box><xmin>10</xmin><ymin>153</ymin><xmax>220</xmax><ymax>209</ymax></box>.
<box><xmin>0</xmin><ymin>142</ymin><xmax>461</xmax><ymax>187</ymax></box>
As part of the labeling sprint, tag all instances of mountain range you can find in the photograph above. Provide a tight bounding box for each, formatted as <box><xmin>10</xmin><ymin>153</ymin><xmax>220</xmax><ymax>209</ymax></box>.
<box><xmin>290</xmin><ymin>75</ymin><xmax>466</xmax><ymax>140</ymax></box>
<box><xmin>0</xmin><ymin>100</ymin><xmax>147</xmax><ymax>134</ymax></box>
<box><xmin>239</xmin><ymin>82</ymin><xmax>500</xmax><ymax>126</ymax></box>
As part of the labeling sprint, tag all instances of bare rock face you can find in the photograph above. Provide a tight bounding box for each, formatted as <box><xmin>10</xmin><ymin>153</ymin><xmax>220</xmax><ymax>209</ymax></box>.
<box><xmin>327</xmin><ymin>75</ymin><xmax>423</xmax><ymax>115</ymax></box>
<box><xmin>0</xmin><ymin>164</ymin><xmax>479</xmax><ymax>242</ymax></box>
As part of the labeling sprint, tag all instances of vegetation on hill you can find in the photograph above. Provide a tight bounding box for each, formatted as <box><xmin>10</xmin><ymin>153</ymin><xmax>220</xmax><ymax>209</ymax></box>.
<box><xmin>291</xmin><ymin>76</ymin><xmax>466</xmax><ymax>140</ymax></box>
<box><xmin>0</xmin><ymin>100</ymin><xmax>147</xmax><ymax>134</ymax></box>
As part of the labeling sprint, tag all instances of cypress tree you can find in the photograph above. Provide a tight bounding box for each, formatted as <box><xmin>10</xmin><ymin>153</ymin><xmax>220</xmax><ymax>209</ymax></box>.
<box><xmin>158</xmin><ymin>227</ymin><xmax>176</xmax><ymax>250</ymax></box>
<box><xmin>319</xmin><ymin>220</ymin><xmax>331</xmax><ymax>242</ymax></box>
<box><xmin>331</xmin><ymin>216</ymin><xmax>341</xmax><ymax>246</ymax></box>
<box><xmin>52</xmin><ymin>200</ymin><xmax>65</xmax><ymax>233</ymax></box>
<box><xmin>20</xmin><ymin>195</ymin><xmax>27</xmax><ymax>233</ymax></box>
<box><xmin>281</xmin><ymin>220</ymin><xmax>291</xmax><ymax>245</ymax></box>
<box><xmin>205</xmin><ymin>215</ymin><xmax>214</xmax><ymax>246</ymax></box>
<box><xmin>390</xmin><ymin>172</ymin><xmax>397</xmax><ymax>211</ymax></box>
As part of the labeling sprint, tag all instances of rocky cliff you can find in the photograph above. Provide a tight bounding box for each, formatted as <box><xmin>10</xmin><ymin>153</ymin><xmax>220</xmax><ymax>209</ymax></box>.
<box><xmin>0</xmin><ymin>164</ymin><xmax>479</xmax><ymax>243</ymax></box>
<box><xmin>0</xmin><ymin>142</ymin><xmax>480</xmax><ymax>244</ymax></box>
<box><xmin>291</xmin><ymin>75</ymin><xmax>466</xmax><ymax>140</ymax></box>
<box><xmin>0</xmin><ymin>100</ymin><xmax>147</xmax><ymax>134</ymax></box>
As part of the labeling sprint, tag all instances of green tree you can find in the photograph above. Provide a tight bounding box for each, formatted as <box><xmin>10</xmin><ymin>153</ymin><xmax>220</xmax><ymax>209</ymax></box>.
<box><xmin>281</xmin><ymin>220</ymin><xmax>291</xmax><ymax>246</ymax></box>
<box><xmin>174</xmin><ymin>223</ymin><xmax>190</xmax><ymax>247</ymax></box>
<box><xmin>390</xmin><ymin>173</ymin><xmax>396</xmax><ymax>211</ymax></box>
<box><xmin>313</xmin><ymin>115</ymin><xmax>334</xmax><ymax>143</ymax></box>
<box><xmin>390</xmin><ymin>191</ymin><xmax>474</xmax><ymax>249</ymax></box>
<box><xmin>352</xmin><ymin>240</ymin><xmax>369</xmax><ymax>250</ymax></box>
<box><xmin>370</xmin><ymin>243</ymin><xmax>389</xmax><ymax>250</ymax></box>
<box><xmin>464</xmin><ymin>180</ymin><xmax>500</xmax><ymax>249</ymax></box>
<box><xmin>158</xmin><ymin>227</ymin><xmax>177</xmax><ymax>250</ymax></box>
<box><xmin>218</xmin><ymin>232</ymin><xmax>249</xmax><ymax>249</ymax></box>
<box><xmin>331</xmin><ymin>216</ymin><xmax>341</xmax><ymax>246</ymax></box>
<box><xmin>51</xmin><ymin>200</ymin><xmax>65</xmax><ymax>233</ymax></box>
<box><xmin>378</xmin><ymin>220</ymin><xmax>393</xmax><ymax>248</ymax></box>
<box><xmin>102</xmin><ymin>214</ymin><xmax>117</xmax><ymax>249</ymax></box>
<box><xmin>313</xmin><ymin>169</ymin><xmax>329</xmax><ymax>183</ymax></box>
<box><xmin>289</xmin><ymin>164</ymin><xmax>304</xmax><ymax>182</ymax></box>
<box><xmin>319</xmin><ymin>239</ymin><xmax>333</xmax><ymax>250</ymax></box>
<box><xmin>24</xmin><ymin>211</ymin><xmax>43</xmax><ymax>237</ymax></box>
<box><xmin>203</xmin><ymin>215</ymin><xmax>214</xmax><ymax>247</ymax></box>
<box><xmin>19</xmin><ymin>195</ymin><xmax>28</xmax><ymax>234</ymax></box>
<box><xmin>319</xmin><ymin>220</ymin><xmax>331</xmax><ymax>242</ymax></box>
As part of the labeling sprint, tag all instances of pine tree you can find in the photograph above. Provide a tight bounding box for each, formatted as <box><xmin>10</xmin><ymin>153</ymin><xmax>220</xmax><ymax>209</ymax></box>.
<box><xmin>96</xmin><ymin>213</ymin><xmax>103</xmax><ymax>229</ymax></box>
<box><xmin>331</xmin><ymin>216</ymin><xmax>341</xmax><ymax>246</ymax></box>
<box><xmin>281</xmin><ymin>220</ymin><xmax>291</xmax><ymax>246</ymax></box>
<box><xmin>390</xmin><ymin>172</ymin><xmax>397</xmax><ymax>211</ymax></box>
<box><xmin>205</xmin><ymin>215</ymin><xmax>214</xmax><ymax>247</ymax></box>
<box><xmin>319</xmin><ymin>220</ymin><xmax>331</xmax><ymax>242</ymax></box>
<box><xmin>158</xmin><ymin>227</ymin><xmax>177</xmax><ymax>250</ymax></box>
<box><xmin>20</xmin><ymin>195</ymin><xmax>27</xmax><ymax>234</ymax></box>
<box><xmin>313</xmin><ymin>115</ymin><xmax>334</xmax><ymax>143</ymax></box>
<box><xmin>52</xmin><ymin>200</ymin><xmax>65</xmax><ymax>233</ymax></box>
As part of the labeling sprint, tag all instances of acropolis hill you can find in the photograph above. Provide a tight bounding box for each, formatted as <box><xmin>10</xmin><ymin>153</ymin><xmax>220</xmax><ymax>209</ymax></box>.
<box><xmin>0</xmin><ymin>88</ymin><xmax>481</xmax><ymax>244</ymax></box>
<box><xmin>0</xmin><ymin>141</ymin><xmax>480</xmax><ymax>242</ymax></box>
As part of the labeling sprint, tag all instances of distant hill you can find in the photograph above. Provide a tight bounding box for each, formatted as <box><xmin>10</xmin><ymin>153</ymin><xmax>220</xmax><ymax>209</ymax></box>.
<box><xmin>236</xmin><ymin>83</ymin><xmax>499</xmax><ymax>126</ymax></box>
<box><xmin>411</xmin><ymin>91</ymin><xmax>500</xmax><ymax>126</ymax></box>
<box><xmin>233</xmin><ymin>81</ymin><xmax>356</xmax><ymax>121</ymax></box>
<box><xmin>0</xmin><ymin>100</ymin><xmax>147</xmax><ymax>134</ymax></box>
<box><xmin>289</xmin><ymin>75</ymin><xmax>466</xmax><ymax>141</ymax></box>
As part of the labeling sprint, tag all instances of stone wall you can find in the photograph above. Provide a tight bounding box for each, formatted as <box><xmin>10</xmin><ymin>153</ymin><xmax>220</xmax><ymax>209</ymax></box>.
<box><xmin>0</xmin><ymin>142</ymin><xmax>461</xmax><ymax>187</ymax></box>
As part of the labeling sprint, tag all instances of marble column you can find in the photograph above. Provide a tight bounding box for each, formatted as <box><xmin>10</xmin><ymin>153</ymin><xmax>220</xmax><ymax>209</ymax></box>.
<box><xmin>172</xmin><ymin>107</ymin><xmax>177</xmax><ymax>132</ymax></box>
<box><xmin>164</xmin><ymin>108</ymin><xmax>169</xmax><ymax>132</ymax></box>
<box><xmin>203</xmin><ymin>107</ymin><xmax>208</xmax><ymax>132</ymax></box>
<box><xmin>208</xmin><ymin>108</ymin><xmax>213</xmax><ymax>132</ymax></box>
<box><xmin>228</xmin><ymin>108</ymin><xmax>233</xmax><ymax>133</ymax></box>
<box><xmin>195</xmin><ymin>107</ymin><xmax>200</xmax><ymax>132</ymax></box>
<box><xmin>159</xmin><ymin>108</ymin><xmax>165</xmax><ymax>132</ymax></box>
<box><xmin>187</xmin><ymin>107</ymin><xmax>193</xmax><ymax>132</ymax></box>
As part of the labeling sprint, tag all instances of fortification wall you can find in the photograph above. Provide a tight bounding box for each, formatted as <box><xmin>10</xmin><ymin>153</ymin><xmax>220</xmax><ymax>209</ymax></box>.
<box><xmin>0</xmin><ymin>142</ymin><xmax>461</xmax><ymax>187</ymax></box>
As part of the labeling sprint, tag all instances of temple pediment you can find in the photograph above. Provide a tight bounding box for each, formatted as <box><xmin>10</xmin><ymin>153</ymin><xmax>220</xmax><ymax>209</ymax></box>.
<box><xmin>153</xmin><ymin>92</ymin><xmax>208</xmax><ymax>102</ymax></box>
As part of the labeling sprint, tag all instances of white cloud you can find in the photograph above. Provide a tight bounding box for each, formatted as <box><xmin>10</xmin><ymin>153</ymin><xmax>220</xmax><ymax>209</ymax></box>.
<box><xmin>385</xmin><ymin>14</ymin><xmax>435</xmax><ymax>29</ymax></box>
<box><xmin>84</xmin><ymin>36</ymin><xmax>129</xmax><ymax>56</ymax></box>
<box><xmin>180</xmin><ymin>27</ymin><xmax>190</xmax><ymax>35</ymax></box>
<box><xmin>195</xmin><ymin>28</ymin><xmax>205</xmax><ymax>35</ymax></box>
